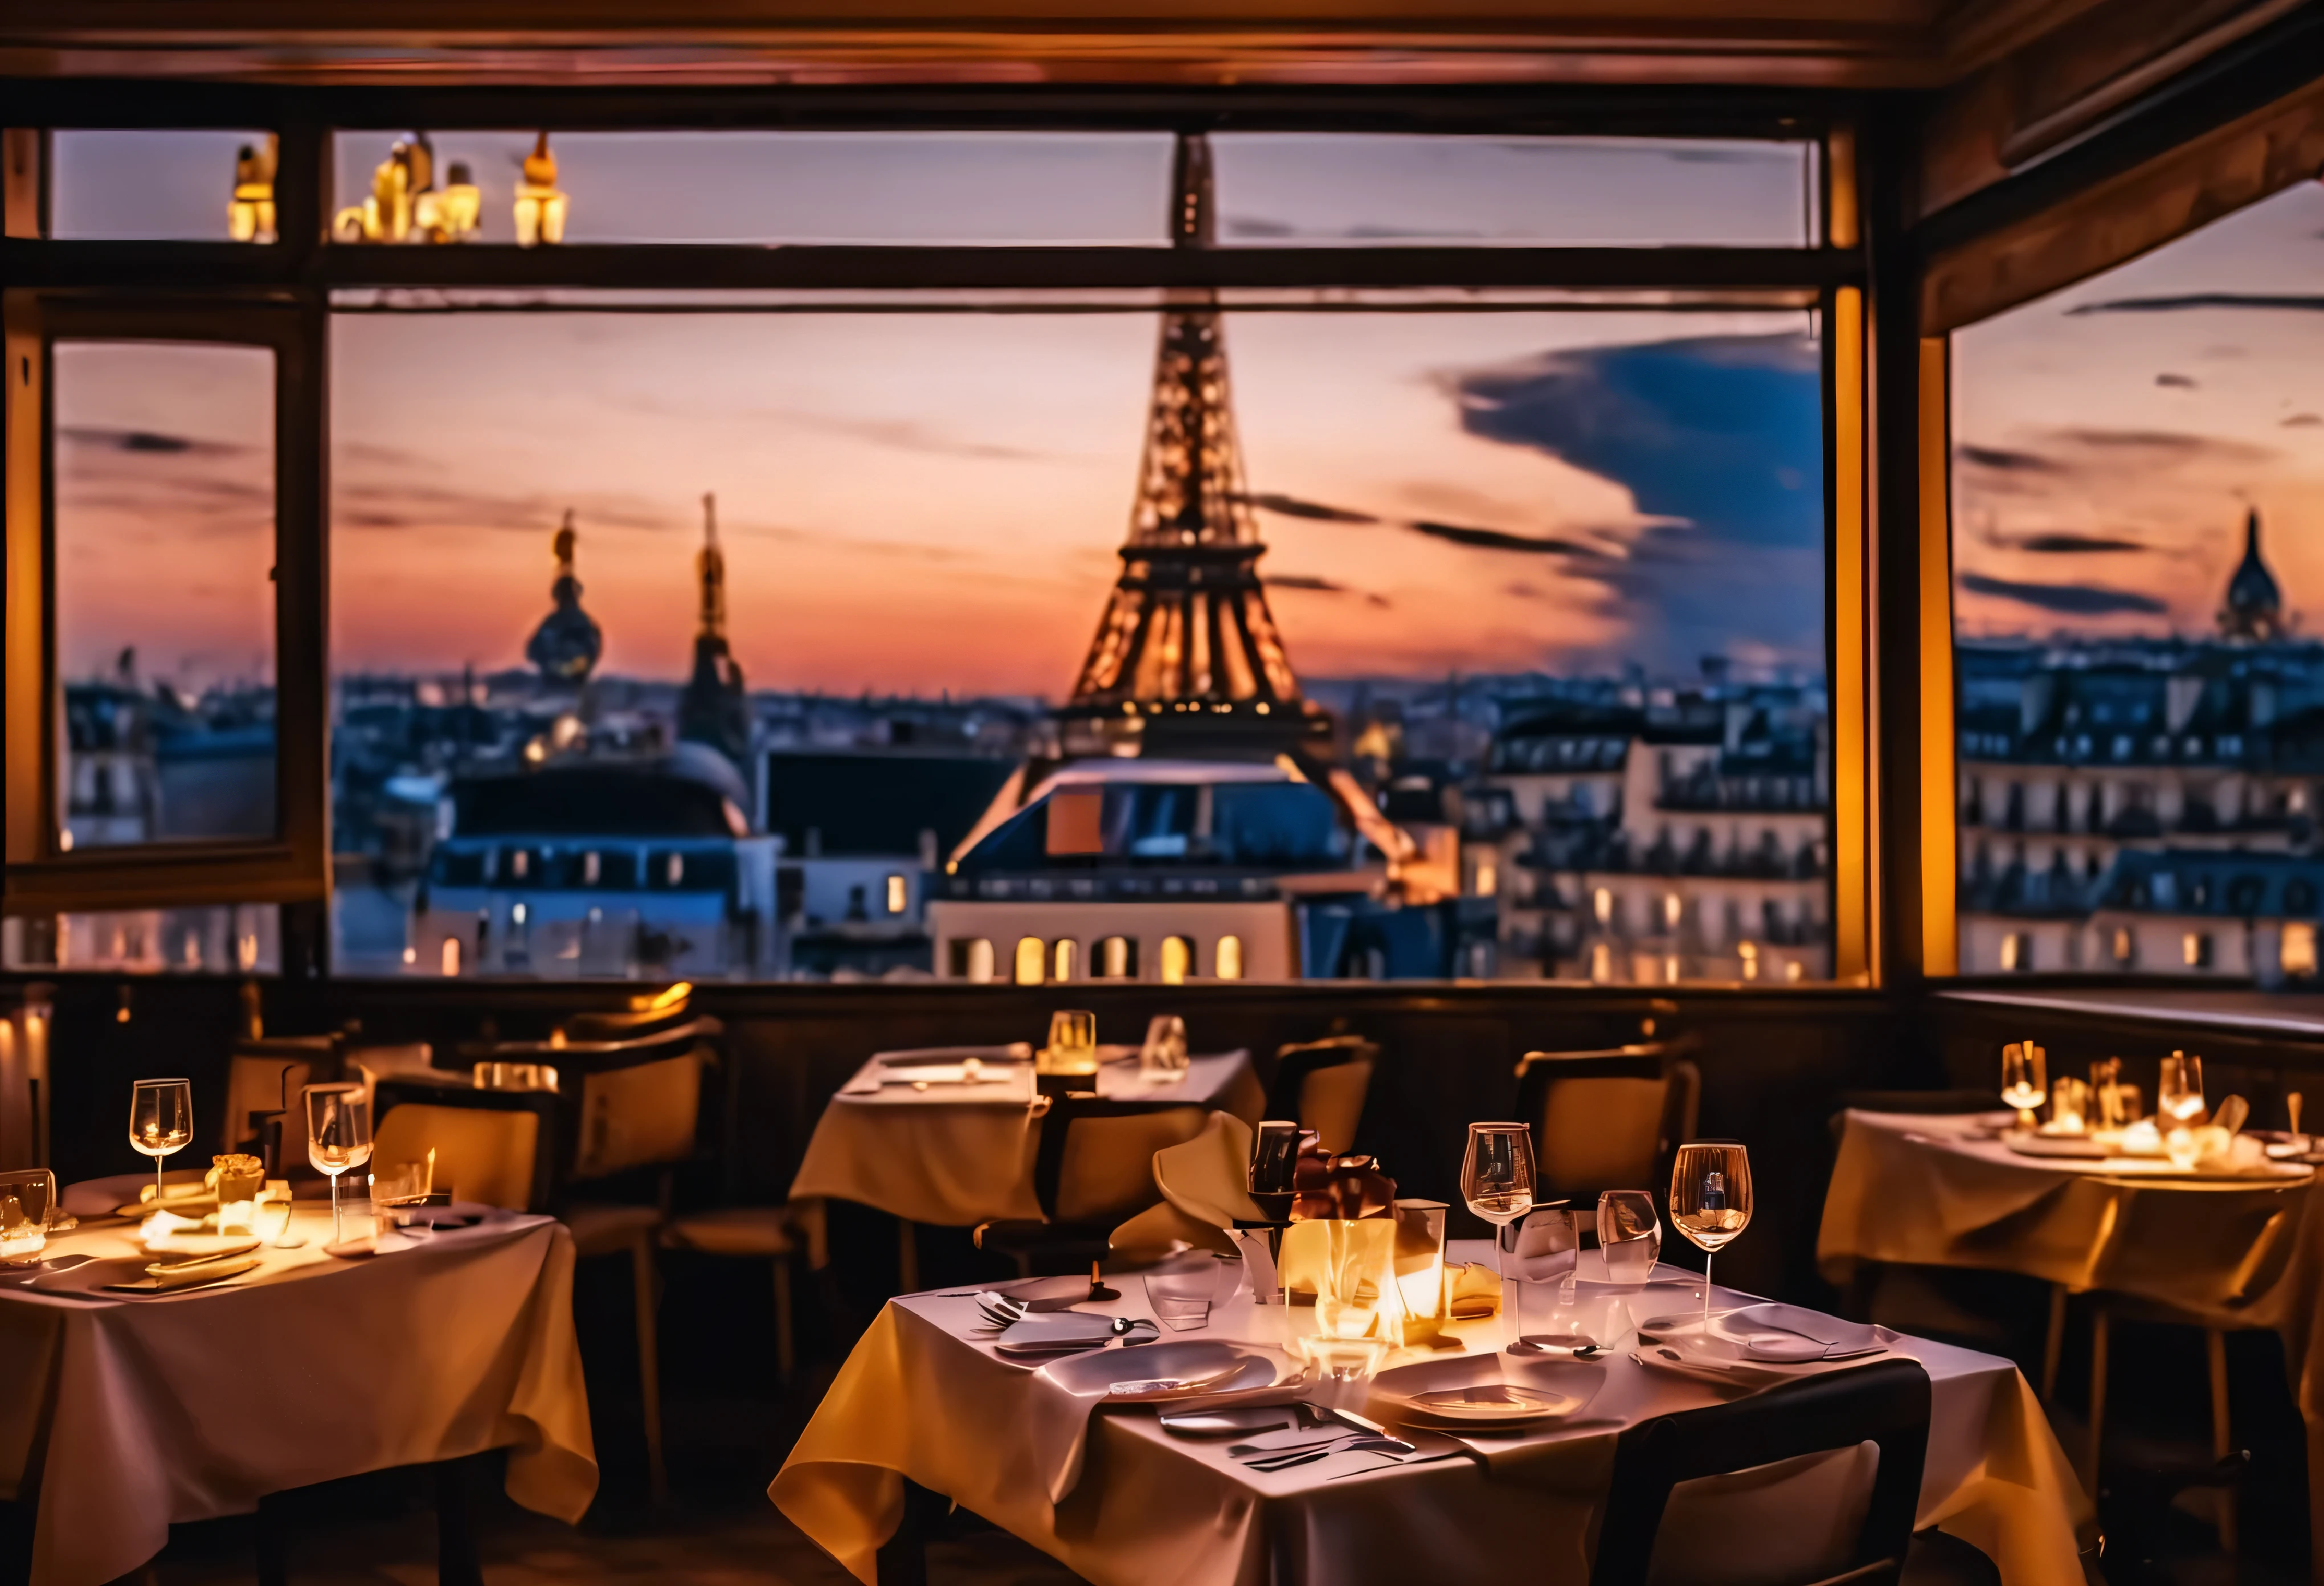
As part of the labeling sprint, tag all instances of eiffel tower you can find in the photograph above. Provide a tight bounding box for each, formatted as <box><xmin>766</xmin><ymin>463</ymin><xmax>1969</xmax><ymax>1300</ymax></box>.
<box><xmin>1058</xmin><ymin>135</ymin><xmax>1329</xmax><ymax>761</ymax></box>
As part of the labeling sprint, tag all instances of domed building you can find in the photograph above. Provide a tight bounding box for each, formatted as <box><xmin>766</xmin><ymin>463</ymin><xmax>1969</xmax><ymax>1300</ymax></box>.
<box><xmin>2218</xmin><ymin>508</ymin><xmax>2285</xmax><ymax>641</ymax></box>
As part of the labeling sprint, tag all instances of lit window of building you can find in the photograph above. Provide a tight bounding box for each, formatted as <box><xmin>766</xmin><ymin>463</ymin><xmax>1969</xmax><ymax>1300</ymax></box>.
<box><xmin>1013</xmin><ymin>937</ymin><xmax>1045</xmax><ymax>986</ymax></box>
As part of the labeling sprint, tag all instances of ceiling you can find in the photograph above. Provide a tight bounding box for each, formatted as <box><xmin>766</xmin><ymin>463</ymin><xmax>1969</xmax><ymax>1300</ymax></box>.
<box><xmin>0</xmin><ymin>0</ymin><xmax>2131</xmax><ymax>89</ymax></box>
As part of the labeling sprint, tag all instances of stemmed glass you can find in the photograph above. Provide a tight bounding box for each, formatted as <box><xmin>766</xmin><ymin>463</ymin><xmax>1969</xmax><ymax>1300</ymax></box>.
<box><xmin>1460</xmin><ymin>1122</ymin><xmax>1536</xmax><ymax>1277</ymax></box>
<box><xmin>2159</xmin><ymin>1050</ymin><xmax>2206</xmax><ymax>1126</ymax></box>
<box><xmin>304</xmin><ymin>1082</ymin><xmax>374</xmax><ymax>1250</ymax></box>
<box><xmin>1597</xmin><ymin>1190</ymin><xmax>1663</xmax><ymax>1285</ymax></box>
<box><xmin>2000</xmin><ymin>1042</ymin><xmax>2047</xmax><ymax>1131</ymax></box>
<box><xmin>1669</xmin><ymin>1141</ymin><xmax>1752</xmax><ymax>1336</ymax></box>
<box><xmin>128</xmin><ymin>1078</ymin><xmax>194</xmax><ymax>1206</ymax></box>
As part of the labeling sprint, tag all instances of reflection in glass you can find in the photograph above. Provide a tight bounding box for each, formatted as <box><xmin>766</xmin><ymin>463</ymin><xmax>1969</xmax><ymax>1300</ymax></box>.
<box><xmin>55</xmin><ymin>342</ymin><xmax>276</xmax><ymax>850</ymax></box>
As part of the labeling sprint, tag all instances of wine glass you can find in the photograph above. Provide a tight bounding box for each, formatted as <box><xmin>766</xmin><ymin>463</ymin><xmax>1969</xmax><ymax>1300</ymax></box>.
<box><xmin>304</xmin><ymin>1082</ymin><xmax>374</xmax><ymax>1250</ymax></box>
<box><xmin>1045</xmin><ymin>1009</ymin><xmax>1098</xmax><ymax>1078</ymax></box>
<box><xmin>1669</xmin><ymin>1141</ymin><xmax>1753</xmax><ymax>1336</ymax></box>
<box><xmin>128</xmin><ymin>1078</ymin><xmax>194</xmax><ymax>1207</ymax></box>
<box><xmin>2000</xmin><ymin>1042</ymin><xmax>2046</xmax><ymax>1131</ymax></box>
<box><xmin>1460</xmin><ymin>1122</ymin><xmax>1536</xmax><ymax>1277</ymax></box>
<box><xmin>1598</xmin><ymin>1190</ymin><xmax>1662</xmax><ymax>1285</ymax></box>
<box><xmin>2159</xmin><ymin>1050</ymin><xmax>2206</xmax><ymax>1126</ymax></box>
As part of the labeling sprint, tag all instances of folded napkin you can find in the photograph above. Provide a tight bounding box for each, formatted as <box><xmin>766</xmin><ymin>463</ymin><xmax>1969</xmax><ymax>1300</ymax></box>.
<box><xmin>1446</xmin><ymin>1262</ymin><xmax>1502</xmax><ymax>1319</ymax></box>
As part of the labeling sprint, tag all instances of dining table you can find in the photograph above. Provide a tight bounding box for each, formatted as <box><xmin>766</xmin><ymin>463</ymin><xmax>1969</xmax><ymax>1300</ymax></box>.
<box><xmin>0</xmin><ymin>1178</ymin><xmax>598</xmax><ymax>1586</ymax></box>
<box><xmin>788</xmin><ymin>1045</ymin><xmax>1265</xmax><ymax>1277</ymax></box>
<box><xmin>773</xmin><ymin>1238</ymin><xmax>2089</xmax><ymax>1586</ymax></box>
<box><xmin>1820</xmin><ymin>1106</ymin><xmax>2323</xmax><ymax>1576</ymax></box>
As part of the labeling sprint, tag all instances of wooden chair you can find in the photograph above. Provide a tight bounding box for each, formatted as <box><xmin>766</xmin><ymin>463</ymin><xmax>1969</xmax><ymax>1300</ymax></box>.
<box><xmin>223</xmin><ymin>1034</ymin><xmax>344</xmax><ymax>1172</ymax></box>
<box><xmin>974</xmin><ymin>1094</ymin><xmax>1210</xmax><ymax>1278</ymax></box>
<box><xmin>1264</xmin><ymin>1035</ymin><xmax>1378</xmax><ymax>1155</ymax></box>
<box><xmin>1513</xmin><ymin>1039</ymin><xmax>1699</xmax><ymax>1211</ymax></box>
<box><xmin>1594</xmin><ymin>1357</ymin><xmax>1940</xmax><ymax>1586</ymax></box>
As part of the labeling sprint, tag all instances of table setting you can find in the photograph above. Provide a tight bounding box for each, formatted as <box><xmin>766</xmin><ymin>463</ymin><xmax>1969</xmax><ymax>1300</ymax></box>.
<box><xmin>776</xmin><ymin>1113</ymin><xmax>2090</xmax><ymax>1586</ymax></box>
<box><xmin>0</xmin><ymin>1074</ymin><xmax>598</xmax><ymax>1586</ymax></box>
<box><xmin>789</xmin><ymin>1010</ymin><xmax>1265</xmax><ymax>1233</ymax></box>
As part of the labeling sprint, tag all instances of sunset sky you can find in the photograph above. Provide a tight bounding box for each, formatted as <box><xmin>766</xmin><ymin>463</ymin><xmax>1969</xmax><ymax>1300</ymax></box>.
<box><xmin>52</xmin><ymin>130</ymin><xmax>1837</xmax><ymax>700</ymax></box>
<box><xmin>1951</xmin><ymin>179</ymin><xmax>2324</xmax><ymax>640</ymax></box>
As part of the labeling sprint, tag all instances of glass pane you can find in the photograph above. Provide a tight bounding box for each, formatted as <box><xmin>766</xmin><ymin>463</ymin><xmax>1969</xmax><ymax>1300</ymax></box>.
<box><xmin>50</xmin><ymin>130</ymin><xmax>279</xmax><ymax>242</ymax></box>
<box><xmin>1951</xmin><ymin>180</ymin><xmax>2324</xmax><ymax>984</ymax></box>
<box><xmin>1</xmin><ymin>905</ymin><xmax>281</xmax><ymax>973</ymax></box>
<box><xmin>55</xmin><ymin>342</ymin><xmax>277</xmax><ymax>848</ymax></box>
<box><xmin>1210</xmin><ymin>135</ymin><xmax>1815</xmax><ymax>247</ymax></box>
<box><xmin>330</xmin><ymin>301</ymin><xmax>1824</xmax><ymax>983</ymax></box>
<box><xmin>328</xmin><ymin>130</ymin><xmax>1175</xmax><ymax>246</ymax></box>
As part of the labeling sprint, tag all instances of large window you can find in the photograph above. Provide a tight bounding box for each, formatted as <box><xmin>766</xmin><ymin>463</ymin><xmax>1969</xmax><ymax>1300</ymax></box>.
<box><xmin>7</xmin><ymin>115</ymin><xmax>1846</xmax><ymax>984</ymax></box>
<box><xmin>1951</xmin><ymin>180</ymin><xmax>2324</xmax><ymax>986</ymax></box>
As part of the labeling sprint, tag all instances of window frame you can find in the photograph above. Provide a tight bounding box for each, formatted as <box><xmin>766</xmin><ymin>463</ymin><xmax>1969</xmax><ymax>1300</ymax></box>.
<box><xmin>1</xmin><ymin>83</ymin><xmax>1872</xmax><ymax>983</ymax></box>
<box><xmin>3</xmin><ymin>293</ymin><xmax>328</xmax><ymax>913</ymax></box>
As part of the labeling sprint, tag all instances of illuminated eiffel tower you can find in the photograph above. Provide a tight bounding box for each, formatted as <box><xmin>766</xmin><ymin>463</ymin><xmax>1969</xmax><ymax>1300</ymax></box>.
<box><xmin>1059</xmin><ymin>135</ymin><xmax>1329</xmax><ymax>761</ymax></box>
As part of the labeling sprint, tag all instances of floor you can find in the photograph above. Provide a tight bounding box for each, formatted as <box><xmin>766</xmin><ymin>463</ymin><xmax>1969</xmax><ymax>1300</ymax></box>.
<box><xmin>132</xmin><ymin>1242</ymin><xmax>2293</xmax><ymax>1585</ymax></box>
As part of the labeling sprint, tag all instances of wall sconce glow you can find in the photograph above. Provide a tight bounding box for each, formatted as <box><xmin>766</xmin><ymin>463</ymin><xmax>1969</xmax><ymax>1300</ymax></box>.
<box><xmin>228</xmin><ymin>136</ymin><xmax>277</xmax><ymax>243</ymax></box>
<box><xmin>513</xmin><ymin>133</ymin><xmax>568</xmax><ymax>247</ymax></box>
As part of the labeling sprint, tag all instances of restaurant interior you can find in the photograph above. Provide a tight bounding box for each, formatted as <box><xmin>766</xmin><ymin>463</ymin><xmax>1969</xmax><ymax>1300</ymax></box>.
<box><xmin>5</xmin><ymin>2</ymin><xmax>2324</xmax><ymax>1583</ymax></box>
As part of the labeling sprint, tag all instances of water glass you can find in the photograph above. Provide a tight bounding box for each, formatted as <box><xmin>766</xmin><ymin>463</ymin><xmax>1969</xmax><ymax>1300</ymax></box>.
<box><xmin>1597</xmin><ymin>1190</ymin><xmax>1662</xmax><ymax>1284</ymax></box>
<box><xmin>1139</xmin><ymin>1013</ymin><xmax>1190</xmax><ymax>1079</ymax></box>
<box><xmin>0</xmin><ymin>1168</ymin><xmax>58</xmax><ymax>1265</ymax></box>
<box><xmin>1504</xmin><ymin>1205</ymin><xmax>1581</xmax><ymax>1283</ymax></box>
<box><xmin>1043</xmin><ymin>1009</ymin><xmax>1099</xmax><ymax>1078</ymax></box>
<box><xmin>2159</xmin><ymin>1050</ymin><xmax>2206</xmax><ymax>1126</ymax></box>
<box><xmin>1145</xmin><ymin>1262</ymin><xmax>1224</xmax><ymax>1331</ymax></box>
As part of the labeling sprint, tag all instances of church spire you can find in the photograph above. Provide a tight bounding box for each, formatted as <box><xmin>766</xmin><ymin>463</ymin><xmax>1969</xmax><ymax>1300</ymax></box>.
<box><xmin>678</xmin><ymin>492</ymin><xmax>751</xmax><ymax>766</ymax></box>
<box><xmin>2218</xmin><ymin>506</ymin><xmax>2285</xmax><ymax>641</ymax></box>
<box><xmin>525</xmin><ymin>508</ymin><xmax>603</xmax><ymax>684</ymax></box>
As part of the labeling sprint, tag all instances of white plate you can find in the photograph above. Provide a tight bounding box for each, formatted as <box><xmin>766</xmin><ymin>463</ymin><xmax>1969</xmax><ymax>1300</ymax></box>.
<box><xmin>1396</xmin><ymin>1383</ymin><xmax>1582</xmax><ymax>1426</ymax></box>
<box><xmin>1041</xmin><ymin>1339</ymin><xmax>1302</xmax><ymax>1404</ymax></box>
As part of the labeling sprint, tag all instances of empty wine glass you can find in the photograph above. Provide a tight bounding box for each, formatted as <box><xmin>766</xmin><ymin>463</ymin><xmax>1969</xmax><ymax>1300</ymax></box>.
<box><xmin>128</xmin><ymin>1078</ymin><xmax>194</xmax><ymax>1206</ymax></box>
<box><xmin>1598</xmin><ymin>1190</ymin><xmax>1662</xmax><ymax>1285</ymax></box>
<box><xmin>2000</xmin><ymin>1042</ymin><xmax>2046</xmax><ymax>1131</ymax></box>
<box><xmin>304</xmin><ymin>1082</ymin><xmax>374</xmax><ymax>1250</ymax></box>
<box><xmin>1460</xmin><ymin>1122</ymin><xmax>1536</xmax><ymax>1277</ymax></box>
<box><xmin>1670</xmin><ymin>1141</ymin><xmax>1753</xmax><ymax>1336</ymax></box>
<box><xmin>2159</xmin><ymin>1050</ymin><xmax>2206</xmax><ymax>1126</ymax></box>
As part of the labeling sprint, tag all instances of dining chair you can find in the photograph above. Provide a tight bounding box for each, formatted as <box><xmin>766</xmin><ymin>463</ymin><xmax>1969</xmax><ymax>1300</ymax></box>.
<box><xmin>1593</xmin><ymin>1356</ymin><xmax>1957</xmax><ymax>1586</ymax></box>
<box><xmin>973</xmin><ymin>1094</ymin><xmax>1210</xmax><ymax>1278</ymax></box>
<box><xmin>436</xmin><ymin>1014</ymin><xmax>725</xmax><ymax>1503</ymax></box>
<box><xmin>1513</xmin><ymin>1038</ymin><xmax>1699</xmax><ymax>1211</ymax></box>
<box><xmin>1264</xmin><ymin>1035</ymin><xmax>1378</xmax><ymax>1155</ymax></box>
<box><xmin>223</xmin><ymin>1033</ymin><xmax>344</xmax><ymax>1166</ymax></box>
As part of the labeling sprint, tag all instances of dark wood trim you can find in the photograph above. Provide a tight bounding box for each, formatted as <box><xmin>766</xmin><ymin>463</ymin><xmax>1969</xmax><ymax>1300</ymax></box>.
<box><xmin>0</xmin><ymin>240</ymin><xmax>1860</xmax><ymax>295</ymax></box>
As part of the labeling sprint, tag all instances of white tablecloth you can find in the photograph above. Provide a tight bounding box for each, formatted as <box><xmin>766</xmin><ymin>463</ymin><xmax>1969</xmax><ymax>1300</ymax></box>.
<box><xmin>0</xmin><ymin>1201</ymin><xmax>598</xmax><ymax>1586</ymax></box>
<box><xmin>790</xmin><ymin>1049</ymin><xmax>1263</xmax><ymax>1227</ymax></box>
<box><xmin>772</xmin><ymin>1244</ymin><xmax>2089</xmax><ymax>1586</ymax></box>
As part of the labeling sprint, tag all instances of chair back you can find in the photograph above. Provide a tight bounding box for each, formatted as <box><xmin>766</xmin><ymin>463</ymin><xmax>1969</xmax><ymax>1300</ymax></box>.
<box><xmin>1266</xmin><ymin>1036</ymin><xmax>1379</xmax><ymax>1155</ymax></box>
<box><xmin>1032</xmin><ymin>1094</ymin><xmax>1210</xmax><ymax>1226</ymax></box>
<box><xmin>1515</xmin><ymin>1040</ymin><xmax>1698</xmax><ymax>1205</ymax></box>
<box><xmin>457</xmin><ymin>1016</ymin><xmax>722</xmax><ymax>1190</ymax></box>
<box><xmin>373</xmin><ymin>1076</ymin><xmax>559</xmax><ymax>1211</ymax></box>
<box><xmin>225</xmin><ymin>1035</ymin><xmax>345</xmax><ymax>1163</ymax></box>
<box><xmin>1593</xmin><ymin>1357</ymin><xmax>1931</xmax><ymax>1586</ymax></box>
<box><xmin>372</xmin><ymin>1101</ymin><xmax>542</xmax><ymax>1212</ymax></box>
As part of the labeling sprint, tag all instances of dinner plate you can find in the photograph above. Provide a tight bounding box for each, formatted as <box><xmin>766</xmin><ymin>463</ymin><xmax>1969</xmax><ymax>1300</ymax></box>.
<box><xmin>109</xmin><ymin>1254</ymin><xmax>263</xmax><ymax>1293</ymax></box>
<box><xmin>1042</xmin><ymin>1339</ymin><xmax>1303</xmax><ymax>1405</ymax></box>
<box><xmin>2004</xmin><ymin>1134</ymin><xmax>2108</xmax><ymax>1159</ymax></box>
<box><xmin>1393</xmin><ymin>1383</ymin><xmax>1583</xmax><ymax>1426</ymax></box>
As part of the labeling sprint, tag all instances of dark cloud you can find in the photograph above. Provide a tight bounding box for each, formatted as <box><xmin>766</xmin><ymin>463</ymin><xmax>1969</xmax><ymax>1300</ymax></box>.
<box><xmin>59</xmin><ymin>426</ymin><xmax>247</xmax><ymax>457</ymax></box>
<box><xmin>1243</xmin><ymin>492</ymin><xmax>1380</xmax><ymax>525</ymax></box>
<box><xmin>1408</xmin><ymin>520</ymin><xmax>1606</xmax><ymax>557</ymax></box>
<box><xmin>1264</xmin><ymin>573</ymin><xmax>1390</xmax><ymax>609</ymax></box>
<box><xmin>2155</xmin><ymin>373</ymin><xmax>2199</xmax><ymax>389</ymax></box>
<box><xmin>2286</xmin><ymin>414</ymin><xmax>2323</xmax><ymax>428</ymax></box>
<box><xmin>1446</xmin><ymin>332</ymin><xmax>1824</xmax><ymax>672</ymax></box>
<box><xmin>1958</xmin><ymin>572</ymin><xmax>2168</xmax><ymax>617</ymax></box>
<box><xmin>2069</xmin><ymin>294</ymin><xmax>2324</xmax><ymax>316</ymax></box>
<box><xmin>1992</xmin><ymin>532</ymin><xmax>2152</xmax><ymax>555</ymax></box>
<box><xmin>1957</xmin><ymin>444</ymin><xmax>2058</xmax><ymax>473</ymax></box>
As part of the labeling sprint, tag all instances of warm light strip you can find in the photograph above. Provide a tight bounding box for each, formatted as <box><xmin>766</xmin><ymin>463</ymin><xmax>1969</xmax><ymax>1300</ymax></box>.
<box><xmin>1830</xmin><ymin>284</ymin><xmax>1875</xmax><ymax>984</ymax></box>
<box><xmin>1917</xmin><ymin>337</ymin><xmax>1958</xmax><ymax>976</ymax></box>
<box><xmin>2</xmin><ymin>297</ymin><xmax>46</xmax><ymax>872</ymax></box>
